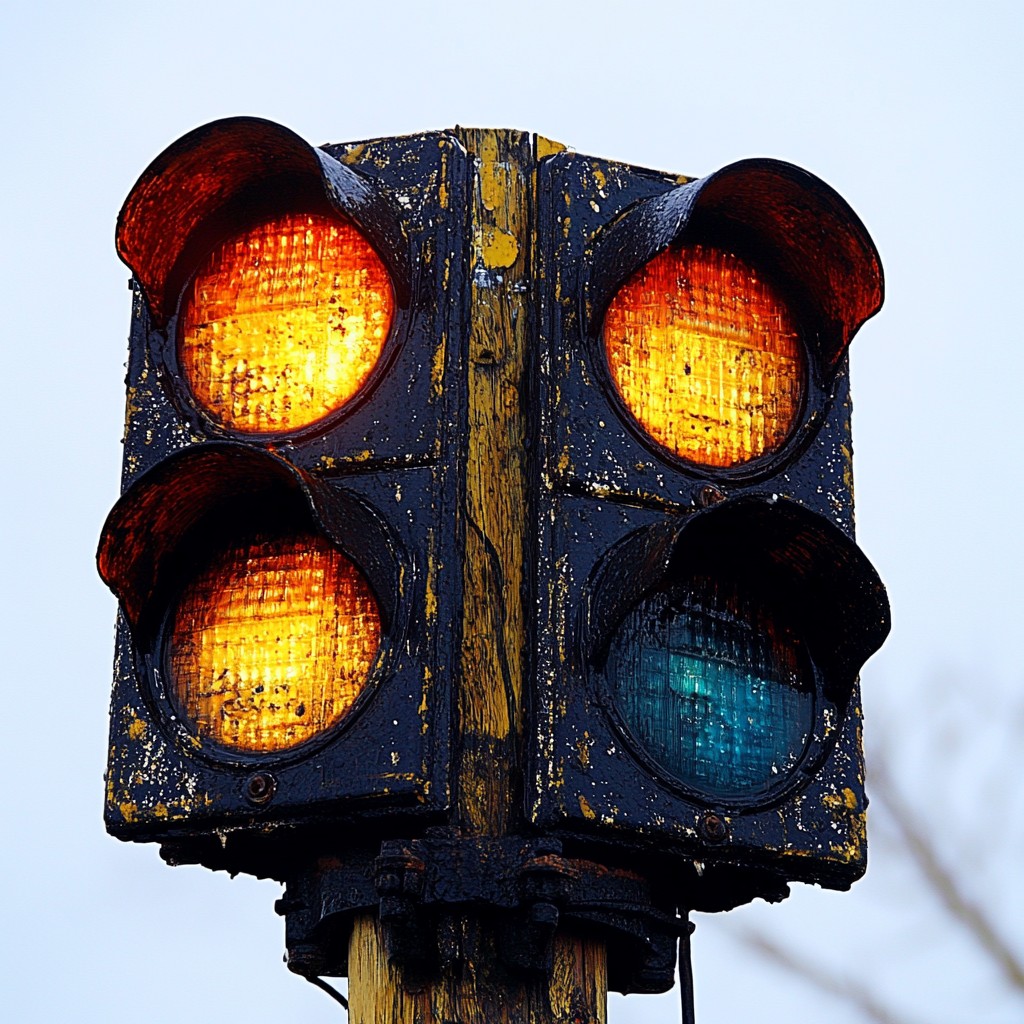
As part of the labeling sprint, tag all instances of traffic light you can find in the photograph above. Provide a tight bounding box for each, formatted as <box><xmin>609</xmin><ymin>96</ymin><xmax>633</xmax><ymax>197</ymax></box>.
<box><xmin>529</xmin><ymin>152</ymin><xmax>890</xmax><ymax>910</ymax></box>
<box><xmin>99</xmin><ymin>117</ymin><xmax>468</xmax><ymax>875</ymax></box>
<box><xmin>99</xmin><ymin>122</ymin><xmax>889</xmax><ymax>996</ymax></box>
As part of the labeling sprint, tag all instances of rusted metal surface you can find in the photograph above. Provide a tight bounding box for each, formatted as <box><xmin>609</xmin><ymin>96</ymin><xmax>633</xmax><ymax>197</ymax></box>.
<box><xmin>280</xmin><ymin>834</ymin><xmax>680</xmax><ymax>994</ymax></box>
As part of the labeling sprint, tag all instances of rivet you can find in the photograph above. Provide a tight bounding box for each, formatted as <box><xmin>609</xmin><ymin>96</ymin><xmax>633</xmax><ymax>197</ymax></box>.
<box><xmin>244</xmin><ymin>772</ymin><xmax>276</xmax><ymax>806</ymax></box>
<box><xmin>700</xmin><ymin>812</ymin><xmax>729</xmax><ymax>843</ymax></box>
<box><xmin>698</xmin><ymin>485</ymin><xmax>727</xmax><ymax>507</ymax></box>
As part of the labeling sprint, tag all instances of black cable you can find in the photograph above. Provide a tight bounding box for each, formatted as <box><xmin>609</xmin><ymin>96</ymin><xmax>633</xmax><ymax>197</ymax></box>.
<box><xmin>306</xmin><ymin>974</ymin><xmax>349</xmax><ymax>1012</ymax></box>
<box><xmin>680</xmin><ymin>918</ymin><xmax>696</xmax><ymax>1024</ymax></box>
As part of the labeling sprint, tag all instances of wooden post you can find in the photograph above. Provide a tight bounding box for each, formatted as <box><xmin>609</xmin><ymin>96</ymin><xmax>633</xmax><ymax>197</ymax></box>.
<box><xmin>349</xmin><ymin>915</ymin><xmax>606</xmax><ymax>1024</ymax></box>
<box><xmin>348</xmin><ymin>128</ymin><xmax>608</xmax><ymax>1024</ymax></box>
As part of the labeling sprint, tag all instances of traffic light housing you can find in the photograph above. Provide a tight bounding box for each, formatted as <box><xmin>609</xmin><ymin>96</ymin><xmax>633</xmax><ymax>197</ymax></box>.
<box><xmin>99</xmin><ymin>118</ymin><xmax>469</xmax><ymax>875</ymax></box>
<box><xmin>530</xmin><ymin>151</ymin><xmax>889</xmax><ymax>909</ymax></box>
<box><xmin>99</xmin><ymin>121</ymin><xmax>889</xmax><ymax>991</ymax></box>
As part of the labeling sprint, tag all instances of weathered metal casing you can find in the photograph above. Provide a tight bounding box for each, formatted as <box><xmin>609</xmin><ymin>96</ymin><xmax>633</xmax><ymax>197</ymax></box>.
<box><xmin>101</xmin><ymin>122</ymin><xmax>469</xmax><ymax>875</ymax></box>
<box><xmin>530</xmin><ymin>150</ymin><xmax>888</xmax><ymax>907</ymax></box>
<box><xmin>99</xmin><ymin>122</ymin><xmax>888</xmax><ymax>919</ymax></box>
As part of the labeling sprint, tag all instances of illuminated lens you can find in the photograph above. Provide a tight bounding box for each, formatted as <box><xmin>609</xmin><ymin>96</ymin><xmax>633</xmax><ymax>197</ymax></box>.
<box><xmin>603</xmin><ymin>244</ymin><xmax>804</xmax><ymax>467</ymax></box>
<box><xmin>181</xmin><ymin>212</ymin><xmax>393</xmax><ymax>434</ymax></box>
<box><xmin>168</xmin><ymin>534</ymin><xmax>380</xmax><ymax>754</ymax></box>
<box><xmin>605</xmin><ymin>577</ymin><xmax>813</xmax><ymax>799</ymax></box>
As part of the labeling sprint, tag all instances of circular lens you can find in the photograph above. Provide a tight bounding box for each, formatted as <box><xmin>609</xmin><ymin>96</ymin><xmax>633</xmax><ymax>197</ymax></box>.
<box><xmin>604</xmin><ymin>574</ymin><xmax>814</xmax><ymax>800</ymax></box>
<box><xmin>168</xmin><ymin>533</ymin><xmax>380</xmax><ymax>754</ymax></box>
<box><xmin>603</xmin><ymin>244</ymin><xmax>805</xmax><ymax>467</ymax></box>
<box><xmin>180</xmin><ymin>211</ymin><xmax>393</xmax><ymax>434</ymax></box>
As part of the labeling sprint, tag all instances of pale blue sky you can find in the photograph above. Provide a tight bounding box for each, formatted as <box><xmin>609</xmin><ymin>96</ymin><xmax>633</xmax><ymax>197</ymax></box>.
<box><xmin>3</xmin><ymin>2</ymin><xmax>1022</xmax><ymax>1021</ymax></box>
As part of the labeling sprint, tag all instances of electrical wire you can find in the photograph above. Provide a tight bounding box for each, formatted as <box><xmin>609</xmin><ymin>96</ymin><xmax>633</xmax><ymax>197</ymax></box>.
<box><xmin>306</xmin><ymin>974</ymin><xmax>349</xmax><ymax>1012</ymax></box>
<box><xmin>680</xmin><ymin>920</ymin><xmax>696</xmax><ymax>1024</ymax></box>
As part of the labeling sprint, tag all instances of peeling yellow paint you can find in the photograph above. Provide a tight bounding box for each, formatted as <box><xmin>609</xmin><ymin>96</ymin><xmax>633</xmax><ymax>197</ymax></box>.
<box><xmin>821</xmin><ymin>787</ymin><xmax>866</xmax><ymax>863</ymax></box>
<box><xmin>378</xmin><ymin>772</ymin><xmax>422</xmax><ymax>783</ymax></box>
<box><xmin>456</xmin><ymin>129</ymin><xmax>531</xmax><ymax>835</ymax></box>
<box><xmin>319</xmin><ymin>449</ymin><xmax>373</xmax><ymax>470</ymax></box>
<box><xmin>123</xmin><ymin>386</ymin><xmax>141</xmax><ymax>441</ymax></box>
<box><xmin>575</xmin><ymin>731</ymin><xmax>592</xmax><ymax>768</ymax></box>
<box><xmin>822</xmin><ymin>787</ymin><xmax>859</xmax><ymax>813</ymax></box>
<box><xmin>340</xmin><ymin>144</ymin><xmax>366</xmax><ymax>165</ymax></box>
<box><xmin>127</xmin><ymin>716</ymin><xmax>147</xmax><ymax>741</ymax></box>
<box><xmin>419</xmin><ymin>674</ymin><xmax>430</xmax><ymax>734</ymax></box>
<box><xmin>535</xmin><ymin>135</ymin><xmax>567</xmax><ymax>160</ymax></box>
<box><xmin>830</xmin><ymin>810</ymin><xmax>867</xmax><ymax>863</ymax></box>
<box><xmin>430</xmin><ymin>334</ymin><xmax>447</xmax><ymax>399</ymax></box>
<box><xmin>111</xmin><ymin>783</ymin><xmax>218</xmax><ymax>824</ymax></box>
<box><xmin>424</xmin><ymin>533</ymin><xmax>438</xmax><ymax>622</ymax></box>
<box><xmin>477</xmin><ymin>134</ymin><xmax>507</xmax><ymax>213</ymax></box>
<box><xmin>578</xmin><ymin>794</ymin><xmax>596</xmax><ymax>820</ymax></box>
<box><xmin>481</xmin><ymin>227</ymin><xmax>520</xmax><ymax>269</ymax></box>
<box><xmin>841</xmin><ymin>442</ymin><xmax>855</xmax><ymax>498</ymax></box>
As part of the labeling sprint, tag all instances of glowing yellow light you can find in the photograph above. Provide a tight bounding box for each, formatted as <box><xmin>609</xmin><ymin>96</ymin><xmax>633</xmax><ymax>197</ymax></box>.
<box><xmin>168</xmin><ymin>534</ymin><xmax>381</xmax><ymax>754</ymax></box>
<box><xmin>180</xmin><ymin>211</ymin><xmax>393</xmax><ymax>434</ymax></box>
<box><xmin>603</xmin><ymin>244</ymin><xmax>804</xmax><ymax>467</ymax></box>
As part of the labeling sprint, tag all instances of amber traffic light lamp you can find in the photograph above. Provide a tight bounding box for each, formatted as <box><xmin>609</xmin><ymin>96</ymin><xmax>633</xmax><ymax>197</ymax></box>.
<box><xmin>99</xmin><ymin>120</ymin><xmax>888</xmax><ymax>1022</ymax></box>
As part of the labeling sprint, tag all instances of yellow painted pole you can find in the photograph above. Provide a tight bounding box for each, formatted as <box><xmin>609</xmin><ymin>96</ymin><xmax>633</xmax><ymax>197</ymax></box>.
<box><xmin>347</xmin><ymin>128</ymin><xmax>607</xmax><ymax>1024</ymax></box>
<box><xmin>349</xmin><ymin>915</ymin><xmax>606</xmax><ymax>1024</ymax></box>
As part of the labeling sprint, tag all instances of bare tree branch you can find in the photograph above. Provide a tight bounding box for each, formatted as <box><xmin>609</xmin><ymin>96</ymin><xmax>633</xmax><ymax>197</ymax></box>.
<box><xmin>869</xmin><ymin>755</ymin><xmax>1024</xmax><ymax>995</ymax></box>
<box><xmin>734</xmin><ymin>929</ymin><xmax>922</xmax><ymax>1024</ymax></box>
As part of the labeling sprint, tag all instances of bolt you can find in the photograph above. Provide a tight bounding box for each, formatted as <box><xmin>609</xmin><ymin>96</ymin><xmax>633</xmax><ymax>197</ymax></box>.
<box><xmin>529</xmin><ymin>901</ymin><xmax>560</xmax><ymax>929</ymax></box>
<box><xmin>377</xmin><ymin>871</ymin><xmax>402</xmax><ymax>895</ymax></box>
<box><xmin>700</xmin><ymin>812</ymin><xmax>729</xmax><ymax>843</ymax></box>
<box><xmin>274</xmin><ymin>895</ymin><xmax>305</xmax><ymax>915</ymax></box>
<box><xmin>698</xmin><ymin>485</ymin><xmax>727</xmax><ymax>508</ymax></box>
<box><xmin>244</xmin><ymin>772</ymin><xmax>276</xmax><ymax>805</ymax></box>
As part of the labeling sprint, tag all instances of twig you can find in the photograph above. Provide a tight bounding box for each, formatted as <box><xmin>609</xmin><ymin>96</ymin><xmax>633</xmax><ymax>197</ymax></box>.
<box><xmin>870</xmin><ymin>756</ymin><xmax>1024</xmax><ymax>995</ymax></box>
<box><xmin>736</xmin><ymin>929</ymin><xmax>920</xmax><ymax>1024</ymax></box>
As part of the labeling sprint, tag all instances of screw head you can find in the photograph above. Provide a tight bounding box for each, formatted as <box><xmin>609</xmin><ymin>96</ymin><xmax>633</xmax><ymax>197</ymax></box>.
<box><xmin>699</xmin><ymin>812</ymin><xmax>729</xmax><ymax>843</ymax></box>
<box><xmin>698</xmin><ymin>485</ymin><xmax>727</xmax><ymax>508</ymax></box>
<box><xmin>244</xmin><ymin>772</ymin><xmax>276</xmax><ymax>805</ymax></box>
